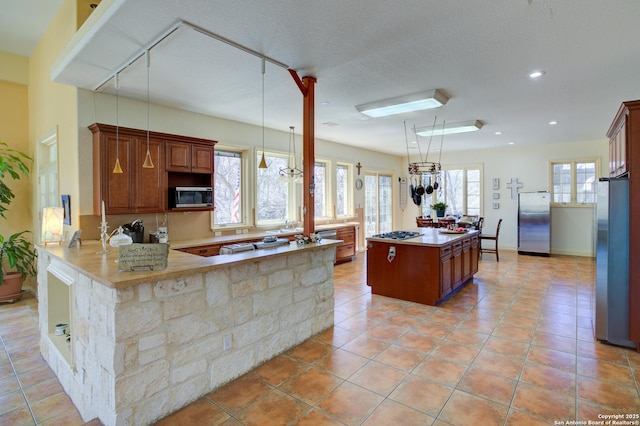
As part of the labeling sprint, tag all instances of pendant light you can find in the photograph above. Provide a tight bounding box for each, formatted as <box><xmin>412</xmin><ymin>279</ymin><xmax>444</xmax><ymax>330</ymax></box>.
<box><xmin>278</xmin><ymin>126</ymin><xmax>303</xmax><ymax>182</ymax></box>
<box><xmin>258</xmin><ymin>58</ymin><xmax>268</xmax><ymax>169</ymax></box>
<box><xmin>142</xmin><ymin>49</ymin><xmax>154</xmax><ymax>169</ymax></box>
<box><xmin>112</xmin><ymin>73</ymin><xmax>123</xmax><ymax>173</ymax></box>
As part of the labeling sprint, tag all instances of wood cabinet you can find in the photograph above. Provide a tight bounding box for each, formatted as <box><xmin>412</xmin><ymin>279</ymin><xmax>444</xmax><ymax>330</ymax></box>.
<box><xmin>90</xmin><ymin>123</ymin><xmax>216</xmax><ymax>215</ymax></box>
<box><xmin>366</xmin><ymin>232</ymin><xmax>479</xmax><ymax>306</ymax></box>
<box><xmin>176</xmin><ymin>244</ymin><xmax>223</xmax><ymax>257</ymax></box>
<box><xmin>607</xmin><ymin>101</ymin><xmax>640</xmax><ymax>350</ymax></box>
<box><xmin>335</xmin><ymin>226</ymin><xmax>356</xmax><ymax>264</ymax></box>
<box><xmin>608</xmin><ymin>118</ymin><xmax>628</xmax><ymax>177</ymax></box>
<box><xmin>166</xmin><ymin>141</ymin><xmax>214</xmax><ymax>173</ymax></box>
<box><xmin>91</xmin><ymin>123</ymin><xmax>166</xmax><ymax>214</ymax></box>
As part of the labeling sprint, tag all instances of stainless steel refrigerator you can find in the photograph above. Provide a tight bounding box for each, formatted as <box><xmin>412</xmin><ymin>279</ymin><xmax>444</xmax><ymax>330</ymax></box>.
<box><xmin>517</xmin><ymin>192</ymin><xmax>551</xmax><ymax>255</ymax></box>
<box><xmin>595</xmin><ymin>177</ymin><xmax>634</xmax><ymax>347</ymax></box>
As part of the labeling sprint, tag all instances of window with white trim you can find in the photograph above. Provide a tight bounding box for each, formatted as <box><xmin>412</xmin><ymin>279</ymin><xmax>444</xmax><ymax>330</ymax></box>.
<box><xmin>336</xmin><ymin>163</ymin><xmax>352</xmax><ymax>217</ymax></box>
<box><xmin>214</xmin><ymin>150</ymin><xmax>244</xmax><ymax>226</ymax></box>
<box><xmin>551</xmin><ymin>159</ymin><xmax>598</xmax><ymax>206</ymax></box>
<box><xmin>422</xmin><ymin>165</ymin><xmax>482</xmax><ymax>217</ymax></box>
<box><xmin>256</xmin><ymin>150</ymin><xmax>302</xmax><ymax>224</ymax></box>
<box><xmin>314</xmin><ymin>161</ymin><xmax>328</xmax><ymax>218</ymax></box>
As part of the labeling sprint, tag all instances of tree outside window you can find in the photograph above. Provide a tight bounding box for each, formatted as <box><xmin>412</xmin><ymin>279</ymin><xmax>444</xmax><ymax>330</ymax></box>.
<box><xmin>214</xmin><ymin>150</ymin><xmax>243</xmax><ymax>225</ymax></box>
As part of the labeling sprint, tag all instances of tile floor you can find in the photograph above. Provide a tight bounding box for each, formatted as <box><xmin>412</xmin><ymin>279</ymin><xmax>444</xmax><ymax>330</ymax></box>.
<box><xmin>1</xmin><ymin>250</ymin><xmax>639</xmax><ymax>425</ymax></box>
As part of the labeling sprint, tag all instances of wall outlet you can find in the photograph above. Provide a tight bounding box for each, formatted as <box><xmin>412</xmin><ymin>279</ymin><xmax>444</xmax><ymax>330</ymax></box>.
<box><xmin>242</xmin><ymin>229</ymin><xmax>248</xmax><ymax>234</ymax></box>
<box><xmin>214</xmin><ymin>231</ymin><xmax>222</xmax><ymax>236</ymax></box>
<box><xmin>223</xmin><ymin>334</ymin><xmax>232</xmax><ymax>351</ymax></box>
<box><xmin>235</xmin><ymin>229</ymin><xmax>242</xmax><ymax>234</ymax></box>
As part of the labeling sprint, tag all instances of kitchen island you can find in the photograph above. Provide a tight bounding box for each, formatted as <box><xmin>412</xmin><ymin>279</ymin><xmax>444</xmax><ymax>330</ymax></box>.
<box><xmin>35</xmin><ymin>239</ymin><xmax>339</xmax><ymax>425</ymax></box>
<box><xmin>366</xmin><ymin>228</ymin><xmax>479</xmax><ymax>305</ymax></box>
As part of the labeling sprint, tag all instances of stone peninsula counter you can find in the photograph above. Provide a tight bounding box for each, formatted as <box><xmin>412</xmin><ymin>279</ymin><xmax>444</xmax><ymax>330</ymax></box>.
<box><xmin>366</xmin><ymin>228</ymin><xmax>479</xmax><ymax>306</ymax></box>
<box><xmin>35</xmin><ymin>239</ymin><xmax>339</xmax><ymax>425</ymax></box>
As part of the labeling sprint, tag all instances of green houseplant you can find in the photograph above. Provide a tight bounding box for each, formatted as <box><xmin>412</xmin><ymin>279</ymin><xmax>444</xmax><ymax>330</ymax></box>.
<box><xmin>0</xmin><ymin>142</ymin><xmax>37</xmax><ymax>299</ymax></box>
<box><xmin>430</xmin><ymin>202</ymin><xmax>448</xmax><ymax>217</ymax></box>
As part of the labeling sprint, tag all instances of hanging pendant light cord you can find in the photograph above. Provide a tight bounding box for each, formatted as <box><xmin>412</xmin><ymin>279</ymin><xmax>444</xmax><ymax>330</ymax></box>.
<box><xmin>258</xmin><ymin>58</ymin><xmax>268</xmax><ymax>169</ymax></box>
<box><xmin>143</xmin><ymin>50</ymin><xmax>155</xmax><ymax>168</ymax></box>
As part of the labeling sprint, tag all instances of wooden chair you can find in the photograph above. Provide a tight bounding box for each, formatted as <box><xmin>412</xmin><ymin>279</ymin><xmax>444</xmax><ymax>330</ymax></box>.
<box><xmin>480</xmin><ymin>218</ymin><xmax>502</xmax><ymax>261</ymax></box>
<box><xmin>475</xmin><ymin>216</ymin><xmax>484</xmax><ymax>231</ymax></box>
<box><xmin>416</xmin><ymin>216</ymin><xmax>434</xmax><ymax>227</ymax></box>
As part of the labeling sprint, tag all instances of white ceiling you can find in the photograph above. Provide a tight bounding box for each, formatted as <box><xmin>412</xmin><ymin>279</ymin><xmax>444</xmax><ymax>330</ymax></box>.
<box><xmin>10</xmin><ymin>0</ymin><xmax>640</xmax><ymax>155</ymax></box>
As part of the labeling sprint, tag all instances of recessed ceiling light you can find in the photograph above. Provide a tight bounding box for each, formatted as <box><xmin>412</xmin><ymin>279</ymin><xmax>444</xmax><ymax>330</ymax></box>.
<box><xmin>322</xmin><ymin>121</ymin><xmax>338</xmax><ymax>127</ymax></box>
<box><xmin>320</xmin><ymin>101</ymin><xmax>330</xmax><ymax>106</ymax></box>
<box><xmin>508</xmin><ymin>142</ymin><xmax>515</xmax><ymax>145</ymax></box>
<box><xmin>529</xmin><ymin>70</ymin><xmax>545</xmax><ymax>79</ymax></box>
<box><xmin>495</xmin><ymin>131</ymin><xmax>503</xmax><ymax>135</ymax></box>
<box><xmin>548</xmin><ymin>120</ymin><xmax>558</xmax><ymax>125</ymax></box>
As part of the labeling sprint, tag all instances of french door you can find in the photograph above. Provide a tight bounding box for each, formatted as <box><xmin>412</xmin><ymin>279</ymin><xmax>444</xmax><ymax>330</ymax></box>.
<box><xmin>364</xmin><ymin>172</ymin><xmax>393</xmax><ymax>237</ymax></box>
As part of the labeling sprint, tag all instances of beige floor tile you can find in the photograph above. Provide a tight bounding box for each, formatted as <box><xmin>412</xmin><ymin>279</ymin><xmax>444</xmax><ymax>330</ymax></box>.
<box><xmin>457</xmin><ymin>367</ymin><xmax>517</xmax><ymax>405</ymax></box>
<box><xmin>389</xmin><ymin>375</ymin><xmax>453</xmax><ymax>417</ymax></box>
<box><xmin>237</xmin><ymin>389</ymin><xmax>310</xmax><ymax>426</ymax></box>
<box><xmin>348</xmin><ymin>361</ymin><xmax>406</xmax><ymax>397</ymax></box>
<box><xmin>438</xmin><ymin>390</ymin><xmax>508</xmax><ymax>425</ymax></box>
<box><xmin>511</xmin><ymin>382</ymin><xmax>576</xmax><ymax>421</ymax></box>
<box><xmin>316</xmin><ymin>381</ymin><xmax>384</xmax><ymax>425</ymax></box>
<box><xmin>279</xmin><ymin>366</ymin><xmax>342</xmax><ymax>405</ymax></box>
<box><xmin>363</xmin><ymin>399</ymin><xmax>435</xmax><ymax>426</ymax></box>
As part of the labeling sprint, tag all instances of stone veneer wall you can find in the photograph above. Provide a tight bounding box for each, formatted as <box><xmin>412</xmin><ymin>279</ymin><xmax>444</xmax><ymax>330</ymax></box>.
<box><xmin>37</xmin><ymin>246</ymin><xmax>336</xmax><ymax>425</ymax></box>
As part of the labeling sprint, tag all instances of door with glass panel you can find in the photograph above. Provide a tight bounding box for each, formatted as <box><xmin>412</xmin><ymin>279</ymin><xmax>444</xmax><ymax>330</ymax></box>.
<box><xmin>364</xmin><ymin>173</ymin><xmax>393</xmax><ymax>237</ymax></box>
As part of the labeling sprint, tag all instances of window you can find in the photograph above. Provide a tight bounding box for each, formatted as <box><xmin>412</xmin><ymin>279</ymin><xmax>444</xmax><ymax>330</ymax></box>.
<box><xmin>336</xmin><ymin>163</ymin><xmax>351</xmax><ymax>217</ymax></box>
<box><xmin>256</xmin><ymin>151</ymin><xmax>294</xmax><ymax>223</ymax></box>
<box><xmin>214</xmin><ymin>150</ymin><xmax>243</xmax><ymax>226</ymax></box>
<box><xmin>364</xmin><ymin>172</ymin><xmax>393</xmax><ymax>237</ymax></box>
<box><xmin>314</xmin><ymin>161</ymin><xmax>328</xmax><ymax>218</ymax></box>
<box><xmin>422</xmin><ymin>165</ymin><xmax>481</xmax><ymax>217</ymax></box>
<box><xmin>551</xmin><ymin>160</ymin><xmax>598</xmax><ymax>205</ymax></box>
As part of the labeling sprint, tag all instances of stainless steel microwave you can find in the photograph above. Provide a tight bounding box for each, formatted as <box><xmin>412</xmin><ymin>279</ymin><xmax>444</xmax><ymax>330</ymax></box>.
<box><xmin>169</xmin><ymin>187</ymin><xmax>213</xmax><ymax>208</ymax></box>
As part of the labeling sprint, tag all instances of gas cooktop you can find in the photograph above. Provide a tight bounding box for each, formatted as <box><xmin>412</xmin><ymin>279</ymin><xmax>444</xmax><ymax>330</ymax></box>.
<box><xmin>371</xmin><ymin>231</ymin><xmax>421</xmax><ymax>240</ymax></box>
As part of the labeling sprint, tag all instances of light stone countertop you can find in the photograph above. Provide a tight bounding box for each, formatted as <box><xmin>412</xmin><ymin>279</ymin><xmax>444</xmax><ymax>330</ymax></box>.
<box><xmin>36</xmin><ymin>239</ymin><xmax>341</xmax><ymax>289</ymax></box>
<box><xmin>170</xmin><ymin>222</ymin><xmax>359</xmax><ymax>249</ymax></box>
<box><xmin>366</xmin><ymin>227</ymin><xmax>479</xmax><ymax>247</ymax></box>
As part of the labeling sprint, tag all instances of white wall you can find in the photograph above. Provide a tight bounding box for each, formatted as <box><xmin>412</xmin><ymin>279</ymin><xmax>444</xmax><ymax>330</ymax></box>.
<box><xmin>78</xmin><ymin>90</ymin><xmax>607</xmax><ymax>256</ymax></box>
<box><xmin>76</xmin><ymin>89</ymin><xmax>403</xmax><ymax>220</ymax></box>
<box><xmin>400</xmin><ymin>140</ymin><xmax>608</xmax><ymax>257</ymax></box>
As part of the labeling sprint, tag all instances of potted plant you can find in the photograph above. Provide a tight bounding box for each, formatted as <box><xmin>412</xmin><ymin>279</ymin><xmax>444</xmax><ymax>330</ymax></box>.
<box><xmin>0</xmin><ymin>142</ymin><xmax>37</xmax><ymax>302</ymax></box>
<box><xmin>430</xmin><ymin>202</ymin><xmax>448</xmax><ymax>218</ymax></box>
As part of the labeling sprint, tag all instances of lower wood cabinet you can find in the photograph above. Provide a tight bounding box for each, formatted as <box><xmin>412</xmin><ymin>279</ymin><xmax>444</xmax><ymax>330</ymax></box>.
<box><xmin>367</xmin><ymin>233</ymin><xmax>479</xmax><ymax>306</ymax></box>
<box><xmin>335</xmin><ymin>226</ymin><xmax>356</xmax><ymax>264</ymax></box>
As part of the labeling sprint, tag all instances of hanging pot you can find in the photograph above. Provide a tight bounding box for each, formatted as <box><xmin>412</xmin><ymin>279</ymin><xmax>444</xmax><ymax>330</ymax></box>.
<box><xmin>425</xmin><ymin>175</ymin><xmax>434</xmax><ymax>194</ymax></box>
<box><xmin>415</xmin><ymin>174</ymin><xmax>425</xmax><ymax>196</ymax></box>
<box><xmin>433</xmin><ymin>174</ymin><xmax>440</xmax><ymax>190</ymax></box>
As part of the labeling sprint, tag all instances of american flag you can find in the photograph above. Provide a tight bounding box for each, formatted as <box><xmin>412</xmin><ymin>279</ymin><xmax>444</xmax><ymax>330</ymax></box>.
<box><xmin>231</xmin><ymin>173</ymin><xmax>240</xmax><ymax>223</ymax></box>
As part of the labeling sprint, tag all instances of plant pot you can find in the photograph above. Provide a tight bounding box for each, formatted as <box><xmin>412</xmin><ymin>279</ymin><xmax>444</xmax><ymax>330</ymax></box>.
<box><xmin>436</xmin><ymin>209</ymin><xmax>445</xmax><ymax>218</ymax></box>
<box><xmin>0</xmin><ymin>272</ymin><xmax>25</xmax><ymax>303</ymax></box>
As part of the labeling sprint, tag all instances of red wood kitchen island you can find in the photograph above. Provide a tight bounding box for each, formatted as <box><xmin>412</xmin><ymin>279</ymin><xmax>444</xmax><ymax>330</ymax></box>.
<box><xmin>366</xmin><ymin>228</ymin><xmax>479</xmax><ymax>306</ymax></box>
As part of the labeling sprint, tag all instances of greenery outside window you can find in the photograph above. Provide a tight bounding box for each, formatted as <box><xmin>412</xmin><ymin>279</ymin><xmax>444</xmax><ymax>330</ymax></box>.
<box><xmin>364</xmin><ymin>172</ymin><xmax>393</xmax><ymax>237</ymax></box>
<box><xmin>336</xmin><ymin>163</ymin><xmax>352</xmax><ymax>217</ymax></box>
<box><xmin>256</xmin><ymin>151</ymin><xmax>295</xmax><ymax>224</ymax></box>
<box><xmin>214</xmin><ymin>149</ymin><xmax>244</xmax><ymax>226</ymax></box>
<box><xmin>423</xmin><ymin>165</ymin><xmax>482</xmax><ymax>217</ymax></box>
<box><xmin>551</xmin><ymin>159</ymin><xmax>598</xmax><ymax>206</ymax></box>
<box><xmin>314</xmin><ymin>161</ymin><xmax>328</xmax><ymax>218</ymax></box>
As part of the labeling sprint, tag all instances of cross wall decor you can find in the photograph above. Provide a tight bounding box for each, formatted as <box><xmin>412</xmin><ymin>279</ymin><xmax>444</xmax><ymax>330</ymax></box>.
<box><xmin>506</xmin><ymin>178</ymin><xmax>523</xmax><ymax>199</ymax></box>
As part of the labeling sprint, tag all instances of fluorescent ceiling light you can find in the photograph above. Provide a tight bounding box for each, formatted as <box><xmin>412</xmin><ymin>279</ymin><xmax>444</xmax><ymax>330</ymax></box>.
<box><xmin>415</xmin><ymin>120</ymin><xmax>483</xmax><ymax>137</ymax></box>
<box><xmin>355</xmin><ymin>89</ymin><xmax>448</xmax><ymax>118</ymax></box>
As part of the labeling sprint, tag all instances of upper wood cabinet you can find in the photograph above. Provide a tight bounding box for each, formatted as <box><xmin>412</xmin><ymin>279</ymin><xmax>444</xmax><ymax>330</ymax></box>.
<box><xmin>166</xmin><ymin>140</ymin><xmax>214</xmax><ymax>173</ymax></box>
<box><xmin>607</xmin><ymin>100</ymin><xmax>640</xmax><ymax>350</ymax></box>
<box><xmin>90</xmin><ymin>123</ymin><xmax>216</xmax><ymax>215</ymax></box>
